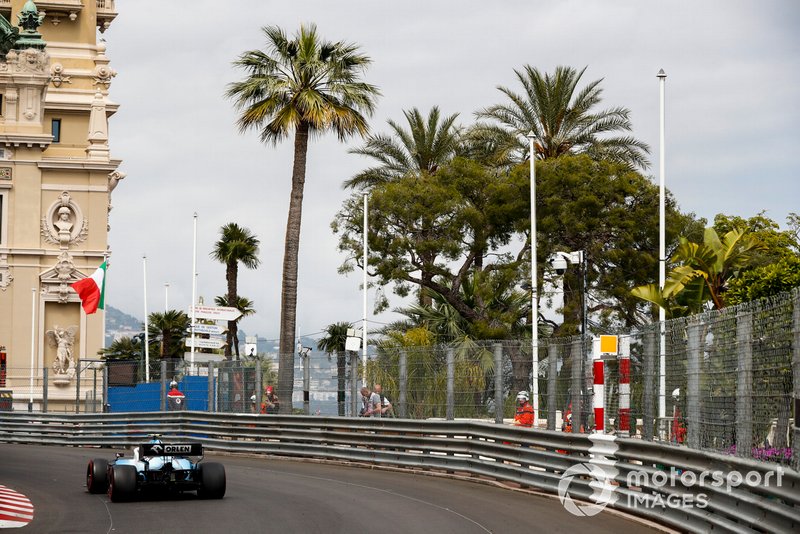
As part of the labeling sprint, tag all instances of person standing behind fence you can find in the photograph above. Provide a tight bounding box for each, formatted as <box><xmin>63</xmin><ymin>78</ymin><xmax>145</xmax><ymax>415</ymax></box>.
<box><xmin>359</xmin><ymin>387</ymin><xmax>381</xmax><ymax>417</ymax></box>
<box><xmin>513</xmin><ymin>391</ymin><xmax>534</xmax><ymax>427</ymax></box>
<box><xmin>373</xmin><ymin>383</ymin><xmax>393</xmax><ymax>417</ymax></box>
<box><xmin>167</xmin><ymin>380</ymin><xmax>186</xmax><ymax>411</ymax></box>
<box><xmin>261</xmin><ymin>386</ymin><xmax>280</xmax><ymax>414</ymax></box>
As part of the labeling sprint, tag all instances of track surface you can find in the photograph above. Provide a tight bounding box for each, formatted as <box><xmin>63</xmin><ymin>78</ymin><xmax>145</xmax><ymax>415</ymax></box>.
<box><xmin>0</xmin><ymin>443</ymin><xmax>658</xmax><ymax>533</ymax></box>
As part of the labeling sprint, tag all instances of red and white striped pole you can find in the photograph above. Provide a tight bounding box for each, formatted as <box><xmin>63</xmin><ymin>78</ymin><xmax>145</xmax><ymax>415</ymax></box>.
<box><xmin>618</xmin><ymin>336</ymin><xmax>631</xmax><ymax>438</ymax></box>
<box><xmin>592</xmin><ymin>338</ymin><xmax>605</xmax><ymax>433</ymax></box>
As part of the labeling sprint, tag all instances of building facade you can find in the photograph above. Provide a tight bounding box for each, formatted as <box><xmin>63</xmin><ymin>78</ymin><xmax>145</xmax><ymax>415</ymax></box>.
<box><xmin>0</xmin><ymin>0</ymin><xmax>119</xmax><ymax>409</ymax></box>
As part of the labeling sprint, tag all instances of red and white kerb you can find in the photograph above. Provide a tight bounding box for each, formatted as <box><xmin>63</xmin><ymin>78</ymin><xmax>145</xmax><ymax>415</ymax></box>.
<box><xmin>0</xmin><ymin>485</ymin><xmax>34</xmax><ymax>528</ymax></box>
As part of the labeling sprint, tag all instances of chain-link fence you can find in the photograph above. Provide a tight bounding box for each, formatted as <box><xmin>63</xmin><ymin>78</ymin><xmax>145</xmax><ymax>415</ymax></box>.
<box><xmin>2</xmin><ymin>288</ymin><xmax>797</xmax><ymax>466</ymax></box>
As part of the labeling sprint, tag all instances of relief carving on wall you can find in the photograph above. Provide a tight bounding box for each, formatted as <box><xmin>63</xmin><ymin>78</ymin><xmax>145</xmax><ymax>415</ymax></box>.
<box><xmin>0</xmin><ymin>253</ymin><xmax>12</xmax><ymax>291</ymax></box>
<box><xmin>46</xmin><ymin>325</ymin><xmax>78</xmax><ymax>383</ymax></box>
<box><xmin>41</xmin><ymin>191</ymin><xmax>88</xmax><ymax>249</ymax></box>
<box><xmin>50</xmin><ymin>62</ymin><xmax>72</xmax><ymax>87</ymax></box>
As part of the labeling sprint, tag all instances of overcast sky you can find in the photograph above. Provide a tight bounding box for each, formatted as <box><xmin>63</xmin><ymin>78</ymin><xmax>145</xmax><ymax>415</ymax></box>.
<box><xmin>103</xmin><ymin>0</ymin><xmax>800</xmax><ymax>342</ymax></box>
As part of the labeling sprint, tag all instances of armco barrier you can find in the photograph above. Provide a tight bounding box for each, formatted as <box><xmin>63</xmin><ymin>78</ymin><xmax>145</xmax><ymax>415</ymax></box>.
<box><xmin>0</xmin><ymin>412</ymin><xmax>796</xmax><ymax>533</ymax></box>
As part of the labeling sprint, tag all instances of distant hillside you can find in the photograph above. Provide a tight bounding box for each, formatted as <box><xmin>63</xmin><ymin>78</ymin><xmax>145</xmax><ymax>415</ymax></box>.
<box><xmin>105</xmin><ymin>305</ymin><xmax>143</xmax><ymax>346</ymax></box>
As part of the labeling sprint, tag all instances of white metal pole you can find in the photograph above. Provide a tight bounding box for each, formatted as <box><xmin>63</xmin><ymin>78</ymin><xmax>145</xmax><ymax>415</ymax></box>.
<box><xmin>528</xmin><ymin>131</ymin><xmax>539</xmax><ymax>424</ymax></box>
<box><xmin>29</xmin><ymin>288</ymin><xmax>36</xmax><ymax>411</ymax></box>
<box><xmin>658</xmin><ymin>69</ymin><xmax>667</xmax><ymax>423</ymax></box>
<box><xmin>143</xmin><ymin>255</ymin><xmax>150</xmax><ymax>382</ymax></box>
<box><xmin>164</xmin><ymin>283</ymin><xmax>169</xmax><ymax>312</ymax></box>
<box><xmin>191</xmin><ymin>213</ymin><xmax>197</xmax><ymax>371</ymax></box>
<box><xmin>362</xmin><ymin>194</ymin><xmax>368</xmax><ymax>386</ymax></box>
<box><xmin>102</xmin><ymin>253</ymin><xmax>109</xmax><ymax>350</ymax></box>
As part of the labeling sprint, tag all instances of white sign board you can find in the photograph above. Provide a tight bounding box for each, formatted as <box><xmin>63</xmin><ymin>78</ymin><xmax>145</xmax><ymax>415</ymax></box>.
<box><xmin>189</xmin><ymin>305</ymin><xmax>242</xmax><ymax>321</ymax></box>
<box><xmin>345</xmin><ymin>336</ymin><xmax>361</xmax><ymax>351</ymax></box>
<box><xmin>191</xmin><ymin>323</ymin><xmax>227</xmax><ymax>335</ymax></box>
<box><xmin>185</xmin><ymin>337</ymin><xmax>227</xmax><ymax>350</ymax></box>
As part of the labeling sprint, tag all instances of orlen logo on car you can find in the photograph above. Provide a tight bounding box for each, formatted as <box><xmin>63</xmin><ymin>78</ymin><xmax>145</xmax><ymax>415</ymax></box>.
<box><xmin>164</xmin><ymin>445</ymin><xmax>192</xmax><ymax>454</ymax></box>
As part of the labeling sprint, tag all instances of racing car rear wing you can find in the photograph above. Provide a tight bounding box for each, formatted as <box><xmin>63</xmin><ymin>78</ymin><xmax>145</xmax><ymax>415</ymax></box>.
<box><xmin>139</xmin><ymin>443</ymin><xmax>203</xmax><ymax>456</ymax></box>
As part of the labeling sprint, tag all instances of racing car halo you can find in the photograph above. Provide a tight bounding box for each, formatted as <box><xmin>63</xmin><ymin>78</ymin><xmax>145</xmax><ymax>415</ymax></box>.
<box><xmin>86</xmin><ymin>436</ymin><xmax>226</xmax><ymax>502</ymax></box>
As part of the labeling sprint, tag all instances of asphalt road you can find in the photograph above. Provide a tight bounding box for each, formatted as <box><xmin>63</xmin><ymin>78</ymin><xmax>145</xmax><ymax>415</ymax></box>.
<box><xmin>0</xmin><ymin>443</ymin><xmax>660</xmax><ymax>533</ymax></box>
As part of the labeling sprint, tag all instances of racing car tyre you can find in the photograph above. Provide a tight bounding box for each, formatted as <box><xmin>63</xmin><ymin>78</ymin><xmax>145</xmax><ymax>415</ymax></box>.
<box><xmin>108</xmin><ymin>464</ymin><xmax>137</xmax><ymax>502</ymax></box>
<box><xmin>197</xmin><ymin>462</ymin><xmax>226</xmax><ymax>499</ymax></box>
<box><xmin>86</xmin><ymin>458</ymin><xmax>108</xmax><ymax>493</ymax></box>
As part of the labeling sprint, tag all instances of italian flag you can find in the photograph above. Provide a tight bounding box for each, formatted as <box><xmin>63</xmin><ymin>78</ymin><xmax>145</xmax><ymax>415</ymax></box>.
<box><xmin>71</xmin><ymin>261</ymin><xmax>107</xmax><ymax>314</ymax></box>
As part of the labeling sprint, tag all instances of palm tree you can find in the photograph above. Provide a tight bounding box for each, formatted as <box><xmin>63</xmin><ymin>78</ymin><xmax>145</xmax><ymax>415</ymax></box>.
<box><xmin>344</xmin><ymin>106</ymin><xmax>461</xmax><ymax>190</ymax></box>
<box><xmin>632</xmin><ymin>227</ymin><xmax>765</xmax><ymax>317</ymax></box>
<box><xmin>227</xmin><ymin>24</ymin><xmax>379</xmax><ymax>411</ymax></box>
<box><xmin>214</xmin><ymin>295</ymin><xmax>256</xmax><ymax>358</ymax></box>
<box><xmin>317</xmin><ymin>322</ymin><xmax>352</xmax><ymax>416</ymax></box>
<box><xmin>474</xmin><ymin>65</ymin><xmax>650</xmax><ymax>169</ymax></box>
<box><xmin>210</xmin><ymin>223</ymin><xmax>260</xmax><ymax>360</ymax></box>
<box><xmin>147</xmin><ymin>310</ymin><xmax>191</xmax><ymax>379</ymax></box>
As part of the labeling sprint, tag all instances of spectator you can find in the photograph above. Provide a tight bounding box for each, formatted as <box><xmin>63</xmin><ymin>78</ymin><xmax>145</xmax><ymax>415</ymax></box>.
<box><xmin>513</xmin><ymin>391</ymin><xmax>534</xmax><ymax>427</ymax></box>
<box><xmin>260</xmin><ymin>386</ymin><xmax>280</xmax><ymax>414</ymax></box>
<box><xmin>359</xmin><ymin>386</ymin><xmax>382</xmax><ymax>418</ymax></box>
<box><xmin>373</xmin><ymin>383</ymin><xmax>393</xmax><ymax>417</ymax></box>
<box><xmin>167</xmin><ymin>380</ymin><xmax>186</xmax><ymax>411</ymax></box>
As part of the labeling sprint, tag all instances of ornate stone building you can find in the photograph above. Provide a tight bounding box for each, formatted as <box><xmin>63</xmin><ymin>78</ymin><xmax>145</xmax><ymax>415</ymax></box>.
<box><xmin>0</xmin><ymin>0</ymin><xmax>120</xmax><ymax>408</ymax></box>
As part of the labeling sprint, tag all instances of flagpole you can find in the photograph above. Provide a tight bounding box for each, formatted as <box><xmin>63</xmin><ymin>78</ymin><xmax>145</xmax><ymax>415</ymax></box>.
<box><xmin>362</xmin><ymin>194</ymin><xmax>367</xmax><ymax>386</ymax></box>
<box><xmin>102</xmin><ymin>253</ymin><xmax>108</xmax><ymax>350</ymax></box>
<box><xmin>191</xmin><ymin>213</ymin><xmax>198</xmax><ymax>372</ymax></box>
<box><xmin>143</xmin><ymin>254</ymin><xmax>150</xmax><ymax>382</ymax></box>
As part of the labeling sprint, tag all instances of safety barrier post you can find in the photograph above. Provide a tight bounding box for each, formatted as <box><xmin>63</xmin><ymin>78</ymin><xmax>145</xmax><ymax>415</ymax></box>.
<box><xmin>686</xmin><ymin>319</ymin><xmax>702</xmax><ymax>449</ymax></box>
<box><xmin>42</xmin><ymin>367</ymin><xmax>48</xmax><ymax>413</ymax></box>
<box><xmin>618</xmin><ymin>336</ymin><xmax>631</xmax><ymax>437</ymax></box>
<box><xmin>592</xmin><ymin>338</ymin><xmax>604</xmax><ymax>433</ymax></box>
<box><xmin>350</xmin><ymin>351</ymin><xmax>358</xmax><ymax>417</ymax></box>
<box><xmin>571</xmin><ymin>339</ymin><xmax>583</xmax><ymax>433</ymax></box>
<box><xmin>75</xmin><ymin>362</ymin><xmax>81</xmax><ymax>414</ymax></box>
<box><xmin>793</xmin><ymin>290</ymin><xmax>800</xmax><ymax>472</ymax></box>
<box><xmin>303</xmin><ymin>350</ymin><xmax>310</xmax><ymax>415</ymax></box>
<box><xmin>160</xmin><ymin>360</ymin><xmax>167</xmax><ymax>412</ymax></box>
<box><xmin>208</xmin><ymin>362</ymin><xmax>215</xmax><ymax>413</ymax></box>
<box><xmin>736</xmin><ymin>311</ymin><xmax>753</xmax><ymax>458</ymax></box>
<box><xmin>399</xmin><ymin>349</ymin><xmax>407</xmax><ymax>418</ymax></box>
<box><xmin>643</xmin><ymin>328</ymin><xmax>656</xmax><ymax>440</ymax></box>
<box><xmin>493</xmin><ymin>343</ymin><xmax>503</xmax><ymax>424</ymax></box>
<box><xmin>548</xmin><ymin>343</ymin><xmax>558</xmax><ymax>430</ymax></box>
<box><xmin>446</xmin><ymin>347</ymin><xmax>454</xmax><ymax>420</ymax></box>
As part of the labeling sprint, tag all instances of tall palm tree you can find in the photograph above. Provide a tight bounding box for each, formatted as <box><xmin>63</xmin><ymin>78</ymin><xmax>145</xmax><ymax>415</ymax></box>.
<box><xmin>317</xmin><ymin>321</ymin><xmax>352</xmax><ymax>416</ymax></box>
<box><xmin>214</xmin><ymin>295</ymin><xmax>256</xmax><ymax>359</ymax></box>
<box><xmin>210</xmin><ymin>223</ymin><xmax>260</xmax><ymax>360</ymax></box>
<box><xmin>474</xmin><ymin>65</ymin><xmax>650</xmax><ymax>169</ymax></box>
<box><xmin>227</xmin><ymin>24</ymin><xmax>379</xmax><ymax>411</ymax></box>
<box><xmin>344</xmin><ymin>106</ymin><xmax>461</xmax><ymax>190</ymax></box>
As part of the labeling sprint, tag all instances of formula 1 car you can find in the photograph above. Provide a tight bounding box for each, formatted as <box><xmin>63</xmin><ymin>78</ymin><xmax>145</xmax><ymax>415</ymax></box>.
<box><xmin>86</xmin><ymin>436</ymin><xmax>226</xmax><ymax>502</ymax></box>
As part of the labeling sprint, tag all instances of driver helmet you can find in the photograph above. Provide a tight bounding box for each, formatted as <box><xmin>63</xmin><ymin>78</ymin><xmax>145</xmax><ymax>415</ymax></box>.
<box><xmin>169</xmin><ymin>380</ymin><xmax>178</xmax><ymax>389</ymax></box>
<box><xmin>516</xmin><ymin>391</ymin><xmax>529</xmax><ymax>402</ymax></box>
<box><xmin>266</xmin><ymin>386</ymin><xmax>274</xmax><ymax>395</ymax></box>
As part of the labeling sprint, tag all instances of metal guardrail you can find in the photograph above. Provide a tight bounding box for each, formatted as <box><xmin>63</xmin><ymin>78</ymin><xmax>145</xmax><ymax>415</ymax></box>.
<box><xmin>0</xmin><ymin>412</ymin><xmax>796</xmax><ymax>533</ymax></box>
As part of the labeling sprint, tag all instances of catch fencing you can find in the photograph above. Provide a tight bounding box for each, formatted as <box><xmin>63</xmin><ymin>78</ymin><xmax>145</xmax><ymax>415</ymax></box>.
<box><xmin>1</xmin><ymin>288</ymin><xmax>797</xmax><ymax>468</ymax></box>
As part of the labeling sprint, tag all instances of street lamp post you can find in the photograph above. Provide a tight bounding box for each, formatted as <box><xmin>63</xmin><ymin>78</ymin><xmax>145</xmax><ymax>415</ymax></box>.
<box><xmin>527</xmin><ymin>131</ymin><xmax>539</xmax><ymax>423</ymax></box>
<box><xmin>657</xmin><ymin>69</ymin><xmax>668</xmax><ymax>427</ymax></box>
<box><xmin>552</xmin><ymin>250</ymin><xmax>588</xmax><ymax>423</ymax></box>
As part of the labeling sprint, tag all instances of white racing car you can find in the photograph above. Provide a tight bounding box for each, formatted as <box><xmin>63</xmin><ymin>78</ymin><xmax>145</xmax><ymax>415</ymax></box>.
<box><xmin>86</xmin><ymin>436</ymin><xmax>226</xmax><ymax>502</ymax></box>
